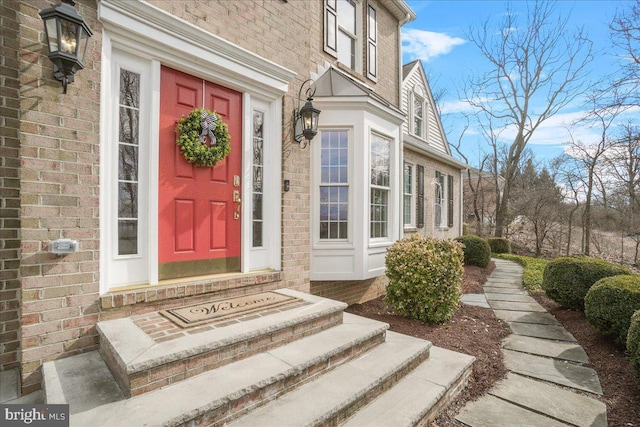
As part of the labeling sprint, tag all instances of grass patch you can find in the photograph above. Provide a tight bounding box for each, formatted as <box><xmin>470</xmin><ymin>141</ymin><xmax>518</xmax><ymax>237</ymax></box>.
<box><xmin>494</xmin><ymin>254</ymin><xmax>548</xmax><ymax>293</ymax></box>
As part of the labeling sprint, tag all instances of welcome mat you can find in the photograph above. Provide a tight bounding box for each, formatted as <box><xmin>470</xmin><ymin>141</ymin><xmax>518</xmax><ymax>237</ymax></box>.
<box><xmin>159</xmin><ymin>292</ymin><xmax>299</xmax><ymax>328</ymax></box>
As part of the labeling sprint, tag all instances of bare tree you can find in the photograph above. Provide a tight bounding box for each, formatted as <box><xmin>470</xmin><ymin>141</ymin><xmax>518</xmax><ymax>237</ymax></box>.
<box><xmin>463</xmin><ymin>1</ymin><xmax>593</xmax><ymax>237</ymax></box>
<box><xmin>553</xmin><ymin>155</ymin><xmax>584</xmax><ymax>255</ymax></box>
<box><xmin>603</xmin><ymin>122</ymin><xmax>640</xmax><ymax>263</ymax></box>
<box><xmin>565</xmin><ymin>96</ymin><xmax>623</xmax><ymax>255</ymax></box>
<box><xmin>607</xmin><ymin>0</ymin><xmax>640</xmax><ymax>109</ymax></box>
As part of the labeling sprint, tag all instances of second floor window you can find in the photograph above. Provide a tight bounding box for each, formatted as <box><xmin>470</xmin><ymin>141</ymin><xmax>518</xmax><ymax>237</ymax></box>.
<box><xmin>325</xmin><ymin>0</ymin><xmax>364</xmax><ymax>73</ymax></box>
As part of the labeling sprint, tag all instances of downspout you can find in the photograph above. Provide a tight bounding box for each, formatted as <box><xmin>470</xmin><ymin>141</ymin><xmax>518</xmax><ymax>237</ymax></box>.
<box><xmin>459</xmin><ymin>168</ymin><xmax>465</xmax><ymax>236</ymax></box>
<box><xmin>397</xmin><ymin>12</ymin><xmax>412</xmax><ymax>239</ymax></box>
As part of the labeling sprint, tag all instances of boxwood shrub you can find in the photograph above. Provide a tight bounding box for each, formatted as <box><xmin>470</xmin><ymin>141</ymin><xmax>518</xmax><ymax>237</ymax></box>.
<box><xmin>385</xmin><ymin>235</ymin><xmax>464</xmax><ymax>324</ymax></box>
<box><xmin>488</xmin><ymin>237</ymin><xmax>511</xmax><ymax>254</ymax></box>
<box><xmin>454</xmin><ymin>235</ymin><xmax>491</xmax><ymax>268</ymax></box>
<box><xmin>628</xmin><ymin>310</ymin><xmax>640</xmax><ymax>381</ymax></box>
<box><xmin>542</xmin><ymin>257</ymin><xmax>632</xmax><ymax>310</ymax></box>
<box><xmin>584</xmin><ymin>275</ymin><xmax>640</xmax><ymax>346</ymax></box>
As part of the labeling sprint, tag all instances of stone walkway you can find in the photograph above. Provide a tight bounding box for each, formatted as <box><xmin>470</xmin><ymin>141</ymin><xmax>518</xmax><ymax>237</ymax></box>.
<box><xmin>457</xmin><ymin>258</ymin><xmax>607</xmax><ymax>427</ymax></box>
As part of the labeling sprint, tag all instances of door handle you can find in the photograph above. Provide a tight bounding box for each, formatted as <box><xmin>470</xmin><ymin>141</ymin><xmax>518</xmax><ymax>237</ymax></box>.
<box><xmin>233</xmin><ymin>191</ymin><xmax>241</xmax><ymax>219</ymax></box>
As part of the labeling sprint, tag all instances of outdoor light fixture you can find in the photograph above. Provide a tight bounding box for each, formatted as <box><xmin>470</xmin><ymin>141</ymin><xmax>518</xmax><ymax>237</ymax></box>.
<box><xmin>293</xmin><ymin>79</ymin><xmax>321</xmax><ymax>148</ymax></box>
<box><xmin>39</xmin><ymin>0</ymin><xmax>93</xmax><ymax>94</ymax></box>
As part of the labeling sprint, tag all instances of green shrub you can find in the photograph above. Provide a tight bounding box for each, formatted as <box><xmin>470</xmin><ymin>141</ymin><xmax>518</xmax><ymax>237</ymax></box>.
<box><xmin>542</xmin><ymin>257</ymin><xmax>632</xmax><ymax>310</ymax></box>
<box><xmin>585</xmin><ymin>275</ymin><xmax>640</xmax><ymax>346</ymax></box>
<box><xmin>487</xmin><ymin>238</ymin><xmax>511</xmax><ymax>254</ymax></box>
<box><xmin>385</xmin><ymin>235</ymin><xmax>464</xmax><ymax>323</ymax></box>
<box><xmin>495</xmin><ymin>254</ymin><xmax>548</xmax><ymax>293</ymax></box>
<box><xmin>454</xmin><ymin>235</ymin><xmax>491</xmax><ymax>268</ymax></box>
<box><xmin>627</xmin><ymin>310</ymin><xmax>640</xmax><ymax>381</ymax></box>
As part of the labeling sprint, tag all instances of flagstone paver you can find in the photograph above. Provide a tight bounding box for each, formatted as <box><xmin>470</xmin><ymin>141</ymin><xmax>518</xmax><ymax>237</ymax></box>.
<box><xmin>482</xmin><ymin>286</ymin><xmax>527</xmax><ymax>295</ymax></box>
<box><xmin>489</xmin><ymin>373</ymin><xmax>607</xmax><ymax>427</ymax></box>
<box><xmin>488</xmin><ymin>300</ymin><xmax>547</xmax><ymax>312</ymax></box>
<box><xmin>503</xmin><ymin>349</ymin><xmax>602</xmax><ymax>394</ymax></box>
<box><xmin>507</xmin><ymin>321</ymin><xmax>577</xmax><ymax>342</ymax></box>
<box><xmin>456</xmin><ymin>258</ymin><xmax>606</xmax><ymax>426</ymax></box>
<box><xmin>456</xmin><ymin>395</ymin><xmax>569</xmax><ymax>427</ymax></box>
<box><xmin>493</xmin><ymin>309</ymin><xmax>559</xmax><ymax>325</ymax></box>
<box><xmin>502</xmin><ymin>335</ymin><xmax>589</xmax><ymax>363</ymax></box>
<box><xmin>484</xmin><ymin>293</ymin><xmax>537</xmax><ymax>303</ymax></box>
<box><xmin>460</xmin><ymin>294</ymin><xmax>490</xmax><ymax>308</ymax></box>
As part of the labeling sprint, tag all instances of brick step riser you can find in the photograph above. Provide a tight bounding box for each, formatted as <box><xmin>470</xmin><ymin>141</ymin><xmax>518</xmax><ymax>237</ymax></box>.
<box><xmin>102</xmin><ymin>310</ymin><xmax>344</xmax><ymax>398</ymax></box>
<box><xmin>415</xmin><ymin>366</ymin><xmax>473</xmax><ymax>427</ymax></box>
<box><xmin>175</xmin><ymin>332</ymin><xmax>387</xmax><ymax>427</ymax></box>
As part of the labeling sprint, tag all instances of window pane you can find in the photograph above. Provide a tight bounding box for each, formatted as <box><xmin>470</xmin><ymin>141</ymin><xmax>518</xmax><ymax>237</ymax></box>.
<box><xmin>118</xmin><ymin>144</ymin><xmax>138</xmax><ymax>181</ymax></box>
<box><xmin>337</xmin><ymin>31</ymin><xmax>355</xmax><ymax>69</ymax></box>
<box><xmin>118</xmin><ymin>182</ymin><xmax>138</xmax><ymax>218</ymax></box>
<box><xmin>120</xmin><ymin>70</ymin><xmax>140</xmax><ymax>108</ymax></box>
<box><xmin>252</xmin><ymin>111</ymin><xmax>265</xmax><ymax>247</ymax></box>
<box><xmin>117</xmin><ymin>69</ymin><xmax>141</xmax><ymax>256</ymax></box>
<box><xmin>337</xmin><ymin>0</ymin><xmax>356</xmax><ymax>34</ymax></box>
<box><xmin>370</xmin><ymin>134</ymin><xmax>390</xmax><ymax>187</ymax></box>
<box><xmin>370</xmin><ymin>188</ymin><xmax>388</xmax><ymax>238</ymax></box>
<box><xmin>118</xmin><ymin>220</ymin><xmax>138</xmax><ymax>255</ymax></box>
<box><xmin>320</xmin><ymin>129</ymin><xmax>349</xmax><ymax>240</ymax></box>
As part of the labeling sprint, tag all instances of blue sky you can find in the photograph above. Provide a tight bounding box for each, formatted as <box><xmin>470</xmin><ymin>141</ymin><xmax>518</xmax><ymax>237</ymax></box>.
<box><xmin>401</xmin><ymin>0</ymin><xmax>638</xmax><ymax>167</ymax></box>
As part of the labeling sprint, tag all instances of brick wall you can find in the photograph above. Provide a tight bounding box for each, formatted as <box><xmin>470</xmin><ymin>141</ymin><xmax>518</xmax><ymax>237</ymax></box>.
<box><xmin>1</xmin><ymin>1</ymin><xmax>22</xmax><ymax>374</ymax></box>
<box><xmin>17</xmin><ymin>0</ymin><xmax>102</xmax><ymax>394</ymax></box>
<box><xmin>310</xmin><ymin>276</ymin><xmax>388</xmax><ymax>306</ymax></box>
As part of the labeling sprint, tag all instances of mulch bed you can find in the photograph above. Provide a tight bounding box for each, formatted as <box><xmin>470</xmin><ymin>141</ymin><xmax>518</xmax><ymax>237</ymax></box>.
<box><xmin>345</xmin><ymin>263</ymin><xmax>640</xmax><ymax>426</ymax></box>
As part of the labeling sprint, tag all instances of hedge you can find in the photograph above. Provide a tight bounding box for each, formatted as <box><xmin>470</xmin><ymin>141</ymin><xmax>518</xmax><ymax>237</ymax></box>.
<box><xmin>628</xmin><ymin>310</ymin><xmax>640</xmax><ymax>381</ymax></box>
<box><xmin>584</xmin><ymin>275</ymin><xmax>640</xmax><ymax>346</ymax></box>
<box><xmin>542</xmin><ymin>257</ymin><xmax>632</xmax><ymax>310</ymax></box>
<box><xmin>385</xmin><ymin>235</ymin><xmax>464</xmax><ymax>323</ymax></box>
<box><xmin>454</xmin><ymin>235</ymin><xmax>491</xmax><ymax>268</ymax></box>
<box><xmin>487</xmin><ymin>238</ymin><xmax>511</xmax><ymax>254</ymax></box>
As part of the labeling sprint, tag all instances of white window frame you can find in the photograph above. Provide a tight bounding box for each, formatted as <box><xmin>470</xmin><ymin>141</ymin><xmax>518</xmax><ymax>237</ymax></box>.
<box><xmin>324</xmin><ymin>0</ymin><xmax>363</xmax><ymax>73</ymax></box>
<box><xmin>98</xmin><ymin>0</ymin><xmax>291</xmax><ymax>292</ymax></box>
<box><xmin>369</xmin><ymin>132</ymin><xmax>392</xmax><ymax>241</ymax></box>
<box><xmin>403</xmin><ymin>162</ymin><xmax>415</xmax><ymax>228</ymax></box>
<box><xmin>312</xmin><ymin>128</ymin><xmax>353</xmax><ymax>246</ymax></box>
<box><xmin>435</xmin><ymin>170</ymin><xmax>447</xmax><ymax>228</ymax></box>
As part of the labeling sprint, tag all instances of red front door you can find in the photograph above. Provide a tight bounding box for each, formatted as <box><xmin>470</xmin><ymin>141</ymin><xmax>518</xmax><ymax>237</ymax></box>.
<box><xmin>158</xmin><ymin>66</ymin><xmax>242</xmax><ymax>279</ymax></box>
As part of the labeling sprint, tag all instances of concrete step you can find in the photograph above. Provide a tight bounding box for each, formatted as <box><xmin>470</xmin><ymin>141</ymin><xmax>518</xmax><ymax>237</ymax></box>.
<box><xmin>341</xmin><ymin>346</ymin><xmax>475</xmax><ymax>427</ymax></box>
<box><xmin>226</xmin><ymin>331</ymin><xmax>432</xmax><ymax>427</ymax></box>
<box><xmin>96</xmin><ymin>289</ymin><xmax>347</xmax><ymax>397</ymax></box>
<box><xmin>43</xmin><ymin>313</ymin><xmax>390</xmax><ymax>427</ymax></box>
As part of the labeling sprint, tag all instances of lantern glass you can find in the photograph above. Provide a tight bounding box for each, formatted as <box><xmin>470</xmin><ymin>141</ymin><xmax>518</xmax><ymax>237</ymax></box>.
<box><xmin>60</xmin><ymin>19</ymin><xmax>78</xmax><ymax>55</ymax></box>
<box><xmin>44</xmin><ymin>17</ymin><xmax>58</xmax><ymax>52</ymax></box>
<box><xmin>77</xmin><ymin>27</ymin><xmax>89</xmax><ymax>63</ymax></box>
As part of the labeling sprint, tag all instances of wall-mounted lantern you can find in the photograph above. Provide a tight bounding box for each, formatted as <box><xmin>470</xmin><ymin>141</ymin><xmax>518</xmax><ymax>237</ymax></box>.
<box><xmin>39</xmin><ymin>0</ymin><xmax>93</xmax><ymax>94</ymax></box>
<box><xmin>293</xmin><ymin>79</ymin><xmax>321</xmax><ymax>148</ymax></box>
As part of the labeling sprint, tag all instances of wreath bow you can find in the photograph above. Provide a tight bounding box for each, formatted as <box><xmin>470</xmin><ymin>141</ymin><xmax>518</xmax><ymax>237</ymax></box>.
<box><xmin>199</xmin><ymin>111</ymin><xmax>218</xmax><ymax>145</ymax></box>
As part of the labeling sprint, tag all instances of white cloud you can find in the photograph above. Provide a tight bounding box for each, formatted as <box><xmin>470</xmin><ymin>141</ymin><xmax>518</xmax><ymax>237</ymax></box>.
<box><xmin>402</xmin><ymin>29</ymin><xmax>466</xmax><ymax>62</ymax></box>
<box><xmin>496</xmin><ymin>107</ymin><xmax>640</xmax><ymax>147</ymax></box>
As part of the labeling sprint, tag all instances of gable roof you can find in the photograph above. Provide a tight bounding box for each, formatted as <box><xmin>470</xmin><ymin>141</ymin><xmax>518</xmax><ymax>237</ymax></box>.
<box><xmin>402</xmin><ymin>60</ymin><xmax>465</xmax><ymax>169</ymax></box>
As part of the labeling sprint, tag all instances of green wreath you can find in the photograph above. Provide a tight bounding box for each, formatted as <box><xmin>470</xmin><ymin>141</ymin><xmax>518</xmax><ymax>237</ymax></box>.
<box><xmin>175</xmin><ymin>108</ymin><xmax>231</xmax><ymax>167</ymax></box>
